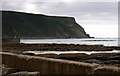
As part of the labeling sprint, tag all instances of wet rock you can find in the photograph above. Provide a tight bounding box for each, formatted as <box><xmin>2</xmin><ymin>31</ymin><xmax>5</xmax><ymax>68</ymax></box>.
<box><xmin>23</xmin><ymin>52</ymin><xmax>35</xmax><ymax>56</ymax></box>
<box><xmin>109</xmin><ymin>56</ymin><xmax>120</xmax><ymax>60</ymax></box>
<box><xmin>2</xmin><ymin>43</ymin><xmax>120</xmax><ymax>53</ymax></box>
<box><xmin>80</xmin><ymin>59</ymin><xmax>104</xmax><ymax>64</ymax></box>
<box><xmin>57</xmin><ymin>53</ymin><xmax>88</xmax><ymax>61</ymax></box>
<box><xmin>35</xmin><ymin>53</ymin><xmax>58</xmax><ymax>58</ymax></box>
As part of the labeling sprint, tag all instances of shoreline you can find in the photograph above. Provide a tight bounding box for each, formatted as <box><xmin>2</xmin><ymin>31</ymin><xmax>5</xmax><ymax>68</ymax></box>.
<box><xmin>2</xmin><ymin>43</ymin><xmax>120</xmax><ymax>52</ymax></box>
<box><xmin>2</xmin><ymin>43</ymin><xmax>120</xmax><ymax>75</ymax></box>
<box><xmin>2</xmin><ymin>43</ymin><xmax>120</xmax><ymax>67</ymax></box>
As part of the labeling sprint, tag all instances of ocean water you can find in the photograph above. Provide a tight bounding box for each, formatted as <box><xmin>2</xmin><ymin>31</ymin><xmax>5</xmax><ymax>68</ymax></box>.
<box><xmin>20</xmin><ymin>38</ymin><xmax>118</xmax><ymax>46</ymax></box>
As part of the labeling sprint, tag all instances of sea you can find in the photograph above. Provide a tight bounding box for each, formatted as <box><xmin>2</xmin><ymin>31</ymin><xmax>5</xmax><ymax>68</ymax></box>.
<box><xmin>21</xmin><ymin>38</ymin><xmax>120</xmax><ymax>55</ymax></box>
<box><xmin>21</xmin><ymin>38</ymin><xmax>118</xmax><ymax>46</ymax></box>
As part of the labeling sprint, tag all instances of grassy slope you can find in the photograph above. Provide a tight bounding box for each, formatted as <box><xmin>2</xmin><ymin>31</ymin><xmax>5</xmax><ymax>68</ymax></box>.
<box><xmin>2</xmin><ymin>11</ymin><xmax>90</xmax><ymax>38</ymax></box>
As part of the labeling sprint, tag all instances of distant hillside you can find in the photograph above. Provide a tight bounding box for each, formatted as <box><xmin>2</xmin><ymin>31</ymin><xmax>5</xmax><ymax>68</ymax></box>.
<box><xmin>2</xmin><ymin>11</ymin><xmax>90</xmax><ymax>38</ymax></box>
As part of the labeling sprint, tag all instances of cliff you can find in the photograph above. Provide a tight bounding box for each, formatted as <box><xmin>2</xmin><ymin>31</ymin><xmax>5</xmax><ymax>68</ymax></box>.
<box><xmin>2</xmin><ymin>11</ymin><xmax>90</xmax><ymax>39</ymax></box>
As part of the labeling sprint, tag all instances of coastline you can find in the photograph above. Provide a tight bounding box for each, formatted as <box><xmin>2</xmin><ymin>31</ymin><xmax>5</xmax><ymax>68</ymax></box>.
<box><xmin>2</xmin><ymin>43</ymin><xmax>120</xmax><ymax>52</ymax></box>
<box><xmin>2</xmin><ymin>42</ymin><xmax>120</xmax><ymax>75</ymax></box>
<box><xmin>2</xmin><ymin>43</ymin><xmax>120</xmax><ymax>66</ymax></box>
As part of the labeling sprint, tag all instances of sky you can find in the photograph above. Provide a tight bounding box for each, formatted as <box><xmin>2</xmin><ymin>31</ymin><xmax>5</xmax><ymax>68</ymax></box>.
<box><xmin>1</xmin><ymin>0</ymin><xmax>118</xmax><ymax>38</ymax></box>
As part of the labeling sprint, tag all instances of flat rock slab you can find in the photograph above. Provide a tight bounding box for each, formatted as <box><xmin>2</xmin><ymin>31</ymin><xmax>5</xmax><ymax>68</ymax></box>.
<box><xmin>6</xmin><ymin>71</ymin><xmax>39</xmax><ymax>76</ymax></box>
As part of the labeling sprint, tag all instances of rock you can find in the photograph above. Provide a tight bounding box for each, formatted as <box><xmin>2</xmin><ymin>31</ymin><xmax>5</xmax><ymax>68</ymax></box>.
<box><xmin>35</xmin><ymin>53</ymin><xmax>58</xmax><ymax>58</ymax></box>
<box><xmin>94</xmin><ymin>66</ymin><xmax>120</xmax><ymax>76</ymax></box>
<box><xmin>6</xmin><ymin>71</ymin><xmax>40</xmax><ymax>76</ymax></box>
<box><xmin>57</xmin><ymin>53</ymin><xmax>88</xmax><ymax>61</ymax></box>
<box><xmin>23</xmin><ymin>52</ymin><xmax>35</xmax><ymax>56</ymax></box>
<box><xmin>0</xmin><ymin>64</ymin><xmax>16</xmax><ymax>76</ymax></box>
<box><xmin>80</xmin><ymin>59</ymin><xmax>103</xmax><ymax>64</ymax></box>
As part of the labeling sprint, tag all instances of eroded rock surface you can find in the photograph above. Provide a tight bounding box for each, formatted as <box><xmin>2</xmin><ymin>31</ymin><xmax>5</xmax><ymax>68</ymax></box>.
<box><xmin>2</xmin><ymin>43</ymin><xmax>120</xmax><ymax>52</ymax></box>
<box><xmin>6</xmin><ymin>71</ymin><xmax>39</xmax><ymax>76</ymax></box>
<box><xmin>1</xmin><ymin>52</ymin><xmax>120</xmax><ymax>75</ymax></box>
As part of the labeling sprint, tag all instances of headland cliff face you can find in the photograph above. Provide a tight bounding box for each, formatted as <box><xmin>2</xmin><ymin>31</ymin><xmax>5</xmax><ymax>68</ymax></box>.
<box><xmin>2</xmin><ymin>11</ymin><xmax>90</xmax><ymax>39</ymax></box>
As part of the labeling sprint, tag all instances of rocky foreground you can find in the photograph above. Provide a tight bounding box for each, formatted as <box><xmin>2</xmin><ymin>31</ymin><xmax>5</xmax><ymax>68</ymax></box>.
<box><xmin>2</xmin><ymin>43</ymin><xmax>120</xmax><ymax>66</ymax></box>
<box><xmin>42</xmin><ymin>53</ymin><xmax>120</xmax><ymax>67</ymax></box>
<box><xmin>2</xmin><ymin>43</ymin><xmax>120</xmax><ymax>75</ymax></box>
<box><xmin>1</xmin><ymin>52</ymin><xmax>120</xmax><ymax>76</ymax></box>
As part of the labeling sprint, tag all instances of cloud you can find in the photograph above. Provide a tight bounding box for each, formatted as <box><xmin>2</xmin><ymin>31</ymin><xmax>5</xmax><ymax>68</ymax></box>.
<box><xmin>1</xmin><ymin>2</ymin><xmax>118</xmax><ymax>37</ymax></box>
<box><xmin>1</xmin><ymin>0</ymin><xmax>119</xmax><ymax>2</ymax></box>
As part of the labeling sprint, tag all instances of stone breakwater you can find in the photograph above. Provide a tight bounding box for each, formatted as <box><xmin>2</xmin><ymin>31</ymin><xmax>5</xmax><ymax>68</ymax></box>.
<box><xmin>1</xmin><ymin>52</ymin><xmax>120</xmax><ymax>75</ymax></box>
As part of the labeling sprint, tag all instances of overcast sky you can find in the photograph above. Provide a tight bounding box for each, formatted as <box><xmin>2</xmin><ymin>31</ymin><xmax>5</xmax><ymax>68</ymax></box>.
<box><xmin>1</xmin><ymin>1</ymin><xmax>118</xmax><ymax>38</ymax></box>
